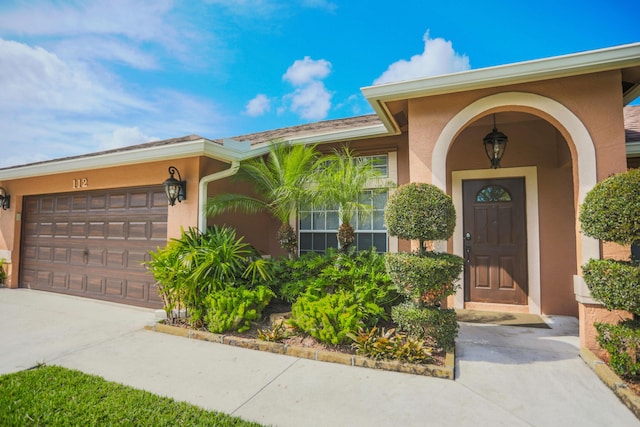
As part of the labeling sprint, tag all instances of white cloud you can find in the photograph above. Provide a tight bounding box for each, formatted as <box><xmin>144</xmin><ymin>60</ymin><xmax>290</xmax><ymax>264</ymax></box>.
<box><xmin>287</xmin><ymin>81</ymin><xmax>332</xmax><ymax>120</ymax></box>
<box><xmin>245</xmin><ymin>94</ymin><xmax>271</xmax><ymax>116</ymax></box>
<box><xmin>283</xmin><ymin>56</ymin><xmax>331</xmax><ymax>86</ymax></box>
<box><xmin>94</xmin><ymin>127</ymin><xmax>158</xmax><ymax>151</ymax></box>
<box><xmin>0</xmin><ymin>39</ymin><xmax>149</xmax><ymax>114</ymax></box>
<box><xmin>53</xmin><ymin>37</ymin><xmax>158</xmax><ymax>70</ymax></box>
<box><xmin>373</xmin><ymin>31</ymin><xmax>470</xmax><ymax>85</ymax></box>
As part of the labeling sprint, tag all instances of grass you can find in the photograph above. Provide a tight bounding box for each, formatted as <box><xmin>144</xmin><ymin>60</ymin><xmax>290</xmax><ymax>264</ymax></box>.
<box><xmin>0</xmin><ymin>365</ymin><xmax>266</xmax><ymax>426</ymax></box>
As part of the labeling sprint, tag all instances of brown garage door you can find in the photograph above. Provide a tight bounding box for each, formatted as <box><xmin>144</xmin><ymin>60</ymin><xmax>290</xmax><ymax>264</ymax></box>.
<box><xmin>20</xmin><ymin>186</ymin><xmax>168</xmax><ymax>308</ymax></box>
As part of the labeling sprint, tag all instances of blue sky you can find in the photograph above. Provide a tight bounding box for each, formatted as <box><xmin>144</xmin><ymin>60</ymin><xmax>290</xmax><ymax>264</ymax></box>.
<box><xmin>0</xmin><ymin>0</ymin><xmax>638</xmax><ymax>168</ymax></box>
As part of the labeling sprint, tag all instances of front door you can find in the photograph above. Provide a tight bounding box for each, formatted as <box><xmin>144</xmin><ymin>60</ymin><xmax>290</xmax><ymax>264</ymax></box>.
<box><xmin>462</xmin><ymin>178</ymin><xmax>528</xmax><ymax>305</ymax></box>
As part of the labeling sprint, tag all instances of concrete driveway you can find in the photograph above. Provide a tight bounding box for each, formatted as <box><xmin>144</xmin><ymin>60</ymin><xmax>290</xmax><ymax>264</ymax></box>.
<box><xmin>1</xmin><ymin>288</ymin><xmax>638</xmax><ymax>427</ymax></box>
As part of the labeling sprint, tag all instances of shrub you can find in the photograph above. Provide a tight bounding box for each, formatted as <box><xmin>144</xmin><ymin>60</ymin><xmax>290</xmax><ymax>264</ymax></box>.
<box><xmin>579</xmin><ymin>168</ymin><xmax>640</xmax><ymax>245</ymax></box>
<box><xmin>349</xmin><ymin>326</ymin><xmax>433</xmax><ymax>364</ymax></box>
<box><xmin>583</xmin><ymin>258</ymin><xmax>640</xmax><ymax>315</ymax></box>
<box><xmin>385</xmin><ymin>252</ymin><xmax>463</xmax><ymax>305</ymax></box>
<box><xmin>596</xmin><ymin>320</ymin><xmax>640</xmax><ymax>380</ymax></box>
<box><xmin>272</xmin><ymin>248</ymin><xmax>399</xmax><ymax>309</ymax></box>
<box><xmin>147</xmin><ymin>226</ymin><xmax>272</xmax><ymax>321</ymax></box>
<box><xmin>579</xmin><ymin>169</ymin><xmax>640</xmax><ymax>379</ymax></box>
<box><xmin>391</xmin><ymin>303</ymin><xmax>458</xmax><ymax>352</ymax></box>
<box><xmin>384</xmin><ymin>183</ymin><xmax>456</xmax><ymax>250</ymax></box>
<box><xmin>290</xmin><ymin>291</ymin><xmax>366</xmax><ymax>345</ymax></box>
<box><xmin>203</xmin><ymin>285</ymin><xmax>274</xmax><ymax>333</ymax></box>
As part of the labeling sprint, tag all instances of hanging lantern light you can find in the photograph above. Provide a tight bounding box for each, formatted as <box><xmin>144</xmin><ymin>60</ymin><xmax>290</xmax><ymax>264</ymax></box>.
<box><xmin>483</xmin><ymin>114</ymin><xmax>508</xmax><ymax>169</ymax></box>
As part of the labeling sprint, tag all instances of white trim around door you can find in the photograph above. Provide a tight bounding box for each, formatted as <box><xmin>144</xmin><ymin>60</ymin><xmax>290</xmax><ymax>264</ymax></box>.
<box><xmin>452</xmin><ymin>167</ymin><xmax>541</xmax><ymax>314</ymax></box>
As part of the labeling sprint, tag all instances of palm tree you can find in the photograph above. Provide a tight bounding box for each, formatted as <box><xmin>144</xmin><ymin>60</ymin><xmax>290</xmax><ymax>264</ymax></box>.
<box><xmin>206</xmin><ymin>141</ymin><xmax>319</xmax><ymax>258</ymax></box>
<box><xmin>313</xmin><ymin>147</ymin><xmax>390</xmax><ymax>253</ymax></box>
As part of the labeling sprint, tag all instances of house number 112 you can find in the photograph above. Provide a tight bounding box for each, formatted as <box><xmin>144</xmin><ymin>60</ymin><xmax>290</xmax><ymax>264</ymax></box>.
<box><xmin>72</xmin><ymin>178</ymin><xmax>88</xmax><ymax>189</ymax></box>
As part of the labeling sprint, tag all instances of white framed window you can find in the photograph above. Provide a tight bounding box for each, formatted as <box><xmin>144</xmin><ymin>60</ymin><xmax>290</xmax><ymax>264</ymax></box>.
<box><xmin>298</xmin><ymin>153</ymin><xmax>394</xmax><ymax>255</ymax></box>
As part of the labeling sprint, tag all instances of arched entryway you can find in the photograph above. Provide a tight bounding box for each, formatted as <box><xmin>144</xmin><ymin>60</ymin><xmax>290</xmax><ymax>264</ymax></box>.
<box><xmin>432</xmin><ymin>92</ymin><xmax>598</xmax><ymax>316</ymax></box>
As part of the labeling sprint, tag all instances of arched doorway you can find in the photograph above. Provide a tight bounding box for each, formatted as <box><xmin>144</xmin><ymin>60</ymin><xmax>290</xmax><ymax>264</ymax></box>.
<box><xmin>433</xmin><ymin>93</ymin><xmax>597</xmax><ymax>316</ymax></box>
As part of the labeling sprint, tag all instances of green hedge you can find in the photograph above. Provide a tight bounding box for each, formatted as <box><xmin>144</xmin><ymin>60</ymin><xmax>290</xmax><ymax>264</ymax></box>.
<box><xmin>391</xmin><ymin>303</ymin><xmax>458</xmax><ymax>352</ymax></box>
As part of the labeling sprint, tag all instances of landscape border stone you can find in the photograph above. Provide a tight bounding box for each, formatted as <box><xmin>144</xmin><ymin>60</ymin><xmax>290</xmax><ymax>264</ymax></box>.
<box><xmin>580</xmin><ymin>347</ymin><xmax>640</xmax><ymax>420</ymax></box>
<box><xmin>145</xmin><ymin>322</ymin><xmax>455</xmax><ymax>380</ymax></box>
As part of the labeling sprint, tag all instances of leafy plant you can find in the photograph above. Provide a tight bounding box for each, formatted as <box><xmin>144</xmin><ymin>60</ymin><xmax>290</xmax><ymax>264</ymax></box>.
<box><xmin>0</xmin><ymin>258</ymin><xmax>6</xmax><ymax>285</ymax></box>
<box><xmin>203</xmin><ymin>286</ymin><xmax>274</xmax><ymax>333</ymax></box>
<box><xmin>349</xmin><ymin>326</ymin><xmax>433</xmax><ymax>364</ymax></box>
<box><xmin>290</xmin><ymin>291</ymin><xmax>366</xmax><ymax>345</ymax></box>
<box><xmin>257</xmin><ymin>323</ymin><xmax>290</xmax><ymax>342</ymax></box>
<box><xmin>147</xmin><ymin>226</ymin><xmax>272</xmax><ymax>322</ymax></box>
<box><xmin>391</xmin><ymin>303</ymin><xmax>458</xmax><ymax>351</ymax></box>
<box><xmin>206</xmin><ymin>141</ymin><xmax>320</xmax><ymax>258</ymax></box>
<box><xmin>596</xmin><ymin>319</ymin><xmax>640</xmax><ymax>380</ymax></box>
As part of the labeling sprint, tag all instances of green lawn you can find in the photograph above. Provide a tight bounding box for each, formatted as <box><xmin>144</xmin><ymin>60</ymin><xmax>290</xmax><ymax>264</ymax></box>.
<box><xmin>0</xmin><ymin>365</ymin><xmax>266</xmax><ymax>426</ymax></box>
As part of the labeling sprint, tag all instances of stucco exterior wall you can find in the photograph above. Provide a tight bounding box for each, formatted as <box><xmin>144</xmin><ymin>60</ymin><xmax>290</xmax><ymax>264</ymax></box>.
<box><xmin>406</xmin><ymin>70</ymin><xmax>626</xmax><ymax>316</ymax></box>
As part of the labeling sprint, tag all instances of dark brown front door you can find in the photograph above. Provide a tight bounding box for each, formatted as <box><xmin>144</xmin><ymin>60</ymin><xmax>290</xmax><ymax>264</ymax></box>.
<box><xmin>20</xmin><ymin>186</ymin><xmax>167</xmax><ymax>308</ymax></box>
<box><xmin>462</xmin><ymin>178</ymin><xmax>528</xmax><ymax>305</ymax></box>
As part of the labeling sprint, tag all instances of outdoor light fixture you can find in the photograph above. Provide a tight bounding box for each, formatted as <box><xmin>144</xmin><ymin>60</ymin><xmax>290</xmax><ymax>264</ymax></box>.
<box><xmin>163</xmin><ymin>166</ymin><xmax>186</xmax><ymax>206</ymax></box>
<box><xmin>0</xmin><ymin>187</ymin><xmax>10</xmax><ymax>210</ymax></box>
<box><xmin>483</xmin><ymin>114</ymin><xmax>508</xmax><ymax>169</ymax></box>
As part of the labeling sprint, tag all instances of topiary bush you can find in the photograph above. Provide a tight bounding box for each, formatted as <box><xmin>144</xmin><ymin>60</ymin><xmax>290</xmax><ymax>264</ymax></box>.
<box><xmin>579</xmin><ymin>168</ymin><xmax>640</xmax><ymax>378</ymax></box>
<box><xmin>385</xmin><ymin>252</ymin><xmax>463</xmax><ymax>305</ymax></box>
<box><xmin>582</xmin><ymin>259</ymin><xmax>640</xmax><ymax>314</ymax></box>
<box><xmin>384</xmin><ymin>183</ymin><xmax>463</xmax><ymax>352</ymax></box>
<box><xmin>579</xmin><ymin>168</ymin><xmax>640</xmax><ymax>245</ymax></box>
<box><xmin>385</xmin><ymin>183</ymin><xmax>456</xmax><ymax>253</ymax></box>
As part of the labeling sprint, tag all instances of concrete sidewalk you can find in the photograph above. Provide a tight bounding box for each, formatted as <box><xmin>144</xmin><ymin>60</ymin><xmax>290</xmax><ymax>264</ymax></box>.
<box><xmin>1</xmin><ymin>288</ymin><xmax>638</xmax><ymax>427</ymax></box>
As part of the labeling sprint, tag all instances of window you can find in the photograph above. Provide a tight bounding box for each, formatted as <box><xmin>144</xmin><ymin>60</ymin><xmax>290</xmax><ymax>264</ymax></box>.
<box><xmin>298</xmin><ymin>154</ymin><xmax>390</xmax><ymax>255</ymax></box>
<box><xmin>299</xmin><ymin>190</ymin><xmax>388</xmax><ymax>255</ymax></box>
<box><xmin>476</xmin><ymin>185</ymin><xmax>511</xmax><ymax>202</ymax></box>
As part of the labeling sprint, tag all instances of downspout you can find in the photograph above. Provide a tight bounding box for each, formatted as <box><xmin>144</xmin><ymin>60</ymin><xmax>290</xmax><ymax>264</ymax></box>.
<box><xmin>198</xmin><ymin>161</ymin><xmax>240</xmax><ymax>231</ymax></box>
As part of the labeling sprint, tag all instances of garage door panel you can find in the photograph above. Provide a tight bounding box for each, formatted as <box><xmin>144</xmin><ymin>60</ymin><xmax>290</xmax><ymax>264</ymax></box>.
<box><xmin>21</xmin><ymin>186</ymin><xmax>167</xmax><ymax>308</ymax></box>
<box><xmin>106</xmin><ymin>279</ymin><xmax>123</xmax><ymax>297</ymax></box>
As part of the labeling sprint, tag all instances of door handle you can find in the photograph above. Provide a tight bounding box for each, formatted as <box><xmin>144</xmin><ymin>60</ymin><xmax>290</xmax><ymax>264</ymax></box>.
<box><xmin>465</xmin><ymin>245</ymin><xmax>471</xmax><ymax>264</ymax></box>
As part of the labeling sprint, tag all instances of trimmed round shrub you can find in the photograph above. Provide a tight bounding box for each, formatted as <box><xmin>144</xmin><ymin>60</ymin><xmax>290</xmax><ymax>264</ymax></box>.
<box><xmin>583</xmin><ymin>258</ymin><xmax>640</xmax><ymax>315</ymax></box>
<box><xmin>579</xmin><ymin>168</ymin><xmax>640</xmax><ymax>245</ymax></box>
<box><xmin>385</xmin><ymin>252</ymin><xmax>463</xmax><ymax>305</ymax></box>
<box><xmin>391</xmin><ymin>302</ymin><xmax>458</xmax><ymax>351</ymax></box>
<box><xmin>385</xmin><ymin>183</ymin><xmax>456</xmax><ymax>242</ymax></box>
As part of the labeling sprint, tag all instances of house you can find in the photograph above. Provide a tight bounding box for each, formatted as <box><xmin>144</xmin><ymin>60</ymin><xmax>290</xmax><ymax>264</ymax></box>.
<box><xmin>1</xmin><ymin>43</ymin><xmax>639</xmax><ymax>353</ymax></box>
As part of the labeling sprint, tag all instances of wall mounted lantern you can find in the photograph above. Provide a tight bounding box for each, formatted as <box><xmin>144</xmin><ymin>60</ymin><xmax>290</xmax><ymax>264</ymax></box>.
<box><xmin>483</xmin><ymin>114</ymin><xmax>508</xmax><ymax>169</ymax></box>
<box><xmin>162</xmin><ymin>166</ymin><xmax>186</xmax><ymax>206</ymax></box>
<box><xmin>0</xmin><ymin>187</ymin><xmax>10</xmax><ymax>210</ymax></box>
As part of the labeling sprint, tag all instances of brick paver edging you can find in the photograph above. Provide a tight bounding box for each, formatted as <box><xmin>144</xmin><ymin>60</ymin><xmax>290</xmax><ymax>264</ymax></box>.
<box><xmin>145</xmin><ymin>322</ymin><xmax>455</xmax><ymax>380</ymax></box>
<box><xmin>580</xmin><ymin>347</ymin><xmax>640</xmax><ymax>420</ymax></box>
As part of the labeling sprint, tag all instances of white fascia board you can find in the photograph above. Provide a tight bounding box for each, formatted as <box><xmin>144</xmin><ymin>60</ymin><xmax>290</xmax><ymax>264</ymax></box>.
<box><xmin>0</xmin><ymin>138</ymin><xmax>238</xmax><ymax>180</ymax></box>
<box><xmin>628</xmin><ymin>141</ymin><xmax>640</xmax><ymax>157</ymax></box>
<box><xmin>362</xmin><ymin>43</ymin><xmax>640</xmax><ymax>104</ymax></box>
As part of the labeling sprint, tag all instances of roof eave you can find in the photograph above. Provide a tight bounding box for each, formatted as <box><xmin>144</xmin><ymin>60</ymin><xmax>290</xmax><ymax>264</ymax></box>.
<box><xmin>363</xmin><ymin>43</ymin><xmax>640</xmax><ymax>102</ymax></box>
<box><xmin>0</xmin><ymin>122</ymin><xmax>391</xmax><ymax>181</ymax></box>
<box><xmin>0</xmin><ymin>138</ymin><xmax>241</xmax><ymax>180</ymax></box>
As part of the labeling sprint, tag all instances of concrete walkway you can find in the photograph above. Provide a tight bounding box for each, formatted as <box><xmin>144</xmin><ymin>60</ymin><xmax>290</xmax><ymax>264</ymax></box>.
<box><xmin>1</xmin><ymin>288</ymin><xmax>638</xmax><ymax>427</ymax></box>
